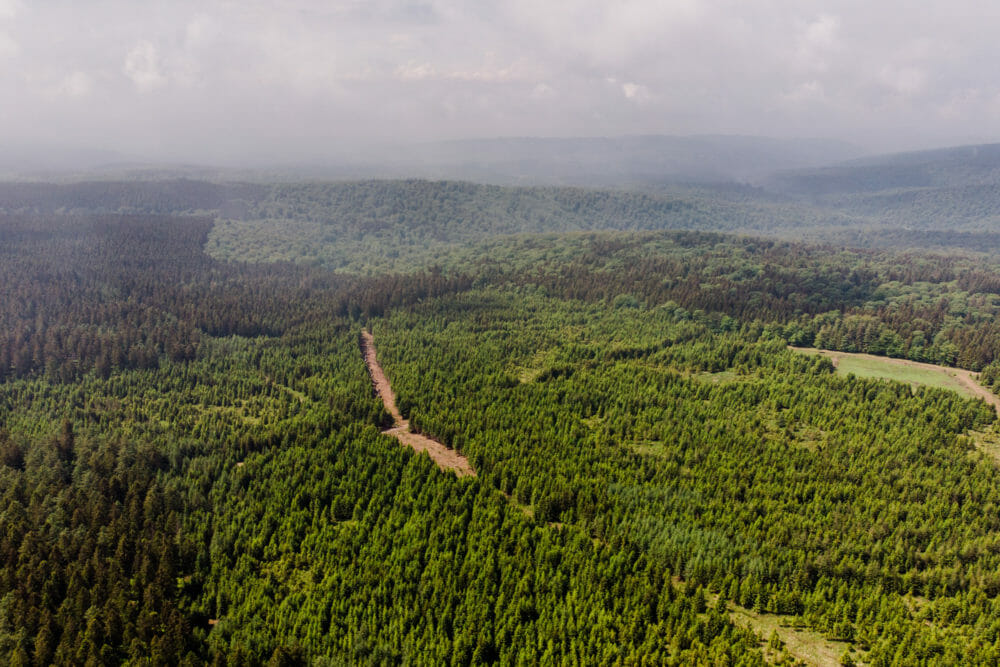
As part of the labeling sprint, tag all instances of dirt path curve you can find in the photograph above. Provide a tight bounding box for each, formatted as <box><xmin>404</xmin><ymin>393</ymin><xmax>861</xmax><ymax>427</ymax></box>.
<box><xmin>360</xmin><ymin>330</ymin><xmax>476</xmax><ymax>477</ymax></box>
<box><xmin>792</xmin><ymin>347</ymin><xmax>1000</xmax><ymax>415</ymax></box>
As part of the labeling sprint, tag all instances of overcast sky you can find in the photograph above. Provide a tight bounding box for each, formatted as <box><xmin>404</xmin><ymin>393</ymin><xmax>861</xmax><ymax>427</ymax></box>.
<box><xmin>3</xmin><ymin>0</ymin><xmax>1000</xmax><ymax>164</ymax></box>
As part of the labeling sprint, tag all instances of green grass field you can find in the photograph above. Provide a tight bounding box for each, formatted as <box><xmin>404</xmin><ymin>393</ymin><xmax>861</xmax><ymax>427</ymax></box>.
<box><xmin>792</xmin><ymin>348</ymin><xmax>984</xmax><ymax>400</ymax></box>
<box><xmin>834</xmin><ymin>355</ymin><xmax>972</xmax><ymax>394</ymax></box>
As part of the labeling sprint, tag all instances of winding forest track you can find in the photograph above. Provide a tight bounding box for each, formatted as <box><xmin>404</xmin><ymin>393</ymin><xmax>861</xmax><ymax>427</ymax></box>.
<box><xmin>360</xmin><ymin>330</ymin><xmax>476</xmax><ymax>477</ymax></box>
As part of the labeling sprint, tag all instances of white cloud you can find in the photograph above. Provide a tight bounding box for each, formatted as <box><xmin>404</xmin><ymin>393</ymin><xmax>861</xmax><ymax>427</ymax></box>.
<box><xmin>5</xmin><ymin>0</ymin><xmax>1000</xmax><ymax>159</ymax></box>
<box><xmin>448</xmin><ymin>61</ymin><xmax>528</xmax><ymax>83</ymax></box>
<box><xmin>124</xmin><ymin>41</ymin><xmax>167</xmax><ymax>92</ymax></box>
<box><xmin>395</xmin><ymin>61</ymin><xmax>436</xmax><ymax>80</ymax></box>
<box><xmin>781</xmin><ymin>80</ymin><xmax>826</xmax><ymax>105</ymax></box>
<box><xmin>878</xmin><ymin>65</ymin><xmax>927</xmax><ymax>97</ymax></box>
<box><xmin>794</xmin><ymin>14</ymin><xmax>842</xmax><ymax>72</ymax></box>
<box><xmin>802</xmin><ymin>14</ymin><xmax>840</xmax><ymax>50</ymax></box>
<box><xmin>0</xmin><ymin>0</ymin><xmax>20</xmax><ymax>21</ymax></box>
<box><xmin>54</xmin><ymin>71</ymin><xmax>92</xmax><ymax>98</ymax></box>
<box><xmin>622</xmin><ymin>82</ymin><xmax>650</xmax><ymax>103</ymax></box>
<box><xmin>937</xmin><ymin>88</ymin><xmax>981</xmax><ymax>119</ymax></box>
<box><xmin>0</xmin><ymin>31</ymin><xmax>16</xmax><ymax>59</ymax></box>
<box><xmin>530</xmin><ymin>82</ymin><xmax>554</xmax><ymax>99</ymax></box>
<box><xmin>185</xmin><ymin>14</ymin><xmax>219</xmax><ymax>46</ymax></box>
<box><xmin>393</xmin><ymin>54</ymin><xmax>533</xmax><ymax>83</ymax></box>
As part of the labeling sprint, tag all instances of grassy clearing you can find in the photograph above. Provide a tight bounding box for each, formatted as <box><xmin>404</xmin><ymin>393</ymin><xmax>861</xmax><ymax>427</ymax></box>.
<box><xmin>516</xmin><ymin>366</ymin><xmax>543</xmax><ymax>383</ymax></box>
<box><xmin>686</xmin><ymin>580</ymin><xmax>862</xmax><ymax>666</ymax></box>
<box><xmin>793</xmin><ymin>348</ymin><xmax>980</xmax><ymax>400</ymax></box>
<box><xmin>204</xmin><ymin>404</ymin><xmax>263</xmax><ymax>425</ymax></box>
<box><xmin>789</xmin><ymin>424</ymin><xmax>827</xmax><ymax>452</ymax></box>
<box><xmin>969</xmin><ymin>426</ymin><xmax>1000</xmax><ymax>464</ymax></box>
<box><xmin>629</xmin><ymin>441</ymin><xmax>668</xmax><ymax>456</ymax></box>
<box><xmin>836</xmin><ymin>356</ymin><xmax>971</xmax><ymax>395</ymax></box>
<box><xmin>728</xmin><ymin>605</ymin><xmax>859</xmax><ymax>666</ymax></box>
<box><xmin>693</xmin><ymin>369</ymin><xmax>741</xmax><ymax>384</ymax></box>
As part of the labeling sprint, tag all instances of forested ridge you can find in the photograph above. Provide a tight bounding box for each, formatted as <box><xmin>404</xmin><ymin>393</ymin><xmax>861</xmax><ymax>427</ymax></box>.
<box><xmin>11</xmin><ymin>174</ymin><xmax>1000</xmax><ymax>267</ymax></box>
<box><xmin>6</xmin><ymin>181</ymin><xmax>1000</xmax><ymax>664</ymax></box>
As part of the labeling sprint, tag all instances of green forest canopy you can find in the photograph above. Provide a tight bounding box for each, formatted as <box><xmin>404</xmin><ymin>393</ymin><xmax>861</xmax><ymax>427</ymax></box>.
<box><xmin>4</xmin><ymin>178</ymin><xmax>1000</xmax><ymax>664</ymax></box>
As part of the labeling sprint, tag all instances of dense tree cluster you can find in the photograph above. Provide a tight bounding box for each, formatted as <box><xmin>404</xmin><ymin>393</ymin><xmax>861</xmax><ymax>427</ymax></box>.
<box><xmin>0</xmin><ymin>426</ymin><xmax>199</xmax><ymax>664</ymax></box>
<box><xmin>0</xmin><ymin>214</ymin><xmax>476</xmax><ymax>384</ymax></box>
<box><xmin>439</xmin><ymin>232</ymin><xmax>1000</xmax><ymax>372</ymax></box>
<box><xmin>374</xmin><ymin>290</ymin><xmax>1000</xmax><ymax>663</ymax></box>
<box><xmin>0</xmin><ymin>180</ymin><xmax>252</xmax><ymax>216</ymax></box>
<box><xmin>0</xmin><ymin>211</ymin><xmax>772</xmax><ymax>664</ymax></box>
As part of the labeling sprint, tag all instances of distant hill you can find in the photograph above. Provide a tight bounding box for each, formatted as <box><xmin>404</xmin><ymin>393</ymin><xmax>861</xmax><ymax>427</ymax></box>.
<box><xmin>767</xmin><ymin>142</ymin><xmax>1000</xmax><ymax>196</ymax></box>
<box><xmin>10</xmin><ymin>138</ymin><xmax>1000</xmax><ymax>259</ymax></box>
<box><xmin>0</xmin><ymin>135</ymin><xmax>863</xmax><ymax>187</ymax></box>
<box><xmin>0</xmin><ymin>179</ymin><xmax>258</xmax><ymax>215</ymax></box>
<box><xmin>349</xmin><ymin>134</ymin><xmax>864</xmax><ymax>187</ymax></box>
<box><xmin>759</xmin><ymin>142</ymin><xmax>1000</xmax><ymax>247</ymax></box>
<box><xmin>0</xmin><ymin>145</ymin><xmax>137</xmax><ymax>178</ymax></box>
<box><xmin>0</xmin><ymin>177</ymin><xmax>848</xmax><ymax>271</ymax></box>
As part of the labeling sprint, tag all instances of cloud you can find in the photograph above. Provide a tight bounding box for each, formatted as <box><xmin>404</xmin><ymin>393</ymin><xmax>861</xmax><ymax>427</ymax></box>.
<box><xmin>794</xmin><ymin>14</ymin><xmax>842</xmax><ymax>72</ymax></box>
<box><xmin>801</xmin><ymin>14</ymin><xmax>840</xmax><ymax>50</ymax></box>
<box><xmin>937</xmin><ymin>88</ymin><xmax>981</xmax><ymax>119</ymax></box>
<box><xmin>185</xmin><ymin>14</ymin><xmax>220</xmax><ymax>46</ymax></box>
<box><xmin>395</xmin><ymin>61</ymin><xmax>436</xmax><ymax>80</ymax></box>
<box><xmin>878</xmin><ymin>65</ymin><xmax>927</xmax><ymax>97</ymax></box>
<box><xmin>0</xmin><ymin>31</ymin><xmax>16</xmax><ymax>59</ymax></box>
<box><xmin>448</xmin><ymin>59</ymin><xmax>532</xmax><ymax>83</ymax></box>
<box><xmin>622</xmin><ymin>82</ymin><xmax>650</xmax><ymax>103</ymax></box>
<box><xmin>54</xmin><ymin>71</ymin><xmax>92</xmax><ymax>98</ymax></box>
<box><xmin>123</xmin><ymin>41</ymin><xmax>167</xmax><ymax>92</ymax></box>
<box><xmin>4</xmin><ymin>0</ymin><xmax>1000</xmax><ymax>161</ymax></box>
<box><xmin>781</xmin><ymin>80</ymin><xmax>826</xmax><ymax>105</ymax></box>
<box><xmin>530</xmin><ymin>82</ymin><xmax>554</xmax><ymax>100</ymax></box>
<box><xmin>0</xmin><ymin>0</ymin><xmax>20</xmax><ymax>21</ymax></box>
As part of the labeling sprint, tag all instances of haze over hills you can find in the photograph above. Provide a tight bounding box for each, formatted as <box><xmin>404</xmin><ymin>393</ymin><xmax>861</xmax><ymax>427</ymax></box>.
<box><xmin>1</xmin><ymin>134</ymin><xmax>863</xmax><ymax>187</ymax></box>
<box><xmin>9</xmin><ymin>133</ymin><xmax>1000</xmax><ymax>199</ymax></box>
<box><xmin>347</xmin><ymin>134</ymin><xmax>866</xmax><ymax>187</ymax></box>
<box><xmin>8</xmin><ymin>135</ymin><xmax>1000</xmax><ymax>260</ymax></box>
<box><xmin>9</xmin><ymin>135</ymin><xmax>1000</xmax><ymax>262</ymax></box>
<box><xmin>760</xmin><ymin>142</ymin><xmax>1000</xmax><ymax>247</ymax></box>
<box><xmin>767</xmin><ymin>142</ymin><xmax>1000</xmax><ymax>196</ymax></box>
<box><xmin>0</xmin><ymin>145</ymin><xmax>138</xmax><ymax>178</ymax></box>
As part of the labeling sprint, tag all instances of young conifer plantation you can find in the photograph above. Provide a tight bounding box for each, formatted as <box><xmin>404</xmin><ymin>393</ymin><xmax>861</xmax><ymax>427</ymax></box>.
<box><xmin>5</xmin><ymin>182</ymin><xmax>1000</xmax><ymax>664</ymax></box>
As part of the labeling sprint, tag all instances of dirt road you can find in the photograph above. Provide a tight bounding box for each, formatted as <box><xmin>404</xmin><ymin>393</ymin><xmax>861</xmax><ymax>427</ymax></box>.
<box><xmin>360</xmin><ymin>330</ymin><xmax>476</xmax><ymax>477</ymax></box>
<box><xmin>792</xmin><ymin>347</ymin><xmax>1000</xmax><ymax>415</ymax></box>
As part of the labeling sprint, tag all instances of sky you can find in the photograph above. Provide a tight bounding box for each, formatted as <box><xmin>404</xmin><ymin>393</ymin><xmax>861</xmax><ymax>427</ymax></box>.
<box><xmin>3</xmin><ymin>0</ymin><xmax>1000</xmax><ymax>165</ymax></box>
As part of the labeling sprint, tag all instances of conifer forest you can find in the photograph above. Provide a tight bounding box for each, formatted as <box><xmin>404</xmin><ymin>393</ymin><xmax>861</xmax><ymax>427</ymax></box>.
<box><xmin>8</xmin><ymin>175</ymin><xmax>1000</xmax><ymax>665</ymax></box>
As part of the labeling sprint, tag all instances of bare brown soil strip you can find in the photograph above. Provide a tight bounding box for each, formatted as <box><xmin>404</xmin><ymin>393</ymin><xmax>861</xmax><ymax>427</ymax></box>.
<box><xmin>792</xmin><ymin>347</ymin><xmax>1000</xmax><ymax>415</ymax></box>
<box><xmin>360</xmin><ymin>330</ymin><xmax>476</xmax><ymax>477</ymax></box>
